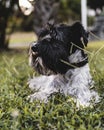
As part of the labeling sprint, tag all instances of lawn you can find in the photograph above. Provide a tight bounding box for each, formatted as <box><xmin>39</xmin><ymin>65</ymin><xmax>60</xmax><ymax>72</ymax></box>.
<box><xmin>0</xmin><ymin>40</ymin><xmax>104</xmax><ymax>130</ymax></box>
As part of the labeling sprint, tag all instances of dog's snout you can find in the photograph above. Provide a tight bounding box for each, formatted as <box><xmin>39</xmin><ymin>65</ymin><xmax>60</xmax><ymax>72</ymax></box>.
<box><xmin>31</xmin><ymin>44</ymin><xmax>38</xmax><ymax>52</ymax></box>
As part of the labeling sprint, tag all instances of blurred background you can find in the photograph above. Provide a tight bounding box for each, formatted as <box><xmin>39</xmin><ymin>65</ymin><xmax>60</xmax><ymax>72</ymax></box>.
<box><xmin>0</xmin><ymin>0</ymin><xmax>104</xmax><ymax>50</ymax></box>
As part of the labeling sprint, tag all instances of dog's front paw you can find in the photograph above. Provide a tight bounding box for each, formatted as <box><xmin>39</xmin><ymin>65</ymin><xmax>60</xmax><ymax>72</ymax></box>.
<box><xmin>27</xmin><ymin>92</ymin><xmax>49</xmax><ymax>103</ymax></box>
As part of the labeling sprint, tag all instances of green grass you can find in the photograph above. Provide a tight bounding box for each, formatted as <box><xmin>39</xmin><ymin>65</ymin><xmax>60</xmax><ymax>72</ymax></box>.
<box><xmin>0</xmin><ymin>41</ymin><xmax>104</xmax><ymax>130</ymax></box>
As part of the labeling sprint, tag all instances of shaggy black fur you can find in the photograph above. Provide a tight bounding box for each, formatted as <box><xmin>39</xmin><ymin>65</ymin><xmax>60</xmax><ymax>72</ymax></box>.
<box><xmin>30</xmin><ymin>22</ymin><xmax>89</xmax><ymax>74</ymax></box>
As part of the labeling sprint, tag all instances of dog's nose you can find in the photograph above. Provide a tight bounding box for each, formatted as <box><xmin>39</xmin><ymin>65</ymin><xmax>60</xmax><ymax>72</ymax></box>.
<box><xmin>31</xmin><ymin>44</ymin><xmax>38</xmax><ymax>52</ymax></box>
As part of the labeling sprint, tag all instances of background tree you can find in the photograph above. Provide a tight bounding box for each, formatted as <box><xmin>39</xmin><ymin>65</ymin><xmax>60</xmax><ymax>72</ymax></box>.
<box><xmin>0</xmin><ymin>0</ymin><xmax>83</xmax><ymax>50</ymax></box>
<box><xmin>59</xmin><ymin>0</ymin><xmax>81</xmax><ymax>21</ymax></box>
<box><xmin>33</xmin><ymin>0</ymin><xmax>60</xmax><ymax>34</ymax></box>
<box><xmin>0</xmin><ymin>0</ymin><xmax>18</xmax><ymax>50</ymax></box>
<box><xmin>33</xmin><ymin>0</ymin><xmax>81</xmax><ymax>34</ymax></box>
<box><xmin>0</xmin><ymin>0</ymin><xmax>82</xmax><ymax>50</ymax></box>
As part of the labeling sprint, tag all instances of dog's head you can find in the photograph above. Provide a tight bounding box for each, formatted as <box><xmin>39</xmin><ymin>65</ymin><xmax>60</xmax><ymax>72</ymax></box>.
<box><xmin>29</xmin><ymin>22</ymin><xmax>89</xmax><ymax>75</ymax></box>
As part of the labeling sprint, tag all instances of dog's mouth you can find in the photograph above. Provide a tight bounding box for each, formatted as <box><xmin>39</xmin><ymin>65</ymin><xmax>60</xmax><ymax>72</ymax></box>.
<box><xmin>32</xmin><ymin>51</ymin><xmax>37</xmax><ymax>55</ymax></box>
<box><xmin>32</xmin><ymin>51</ymin><xmax>38</xmax><ymax>58</ymax></box>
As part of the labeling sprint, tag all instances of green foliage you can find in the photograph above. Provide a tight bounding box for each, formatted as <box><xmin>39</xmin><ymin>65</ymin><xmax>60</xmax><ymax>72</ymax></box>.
<box><xmin>0</xmin><ymin>42</ymin><xmax>104</xmax><ymax>130</ymax></box>
<box><xmin>88</xmin><ymin>16</ymin><xmax>95</xmax><ymax>26</ymax></box>
<box><xmin>59</xmin><ymin>0</ymin><xmax>81</xmax><ymax>22</ymax></box>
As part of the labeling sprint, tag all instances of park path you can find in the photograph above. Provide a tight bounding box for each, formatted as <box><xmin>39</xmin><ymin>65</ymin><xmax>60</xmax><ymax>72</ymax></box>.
<box><xmin>9</xmin><ymin>32</ymin><xmax>36</xmax><ymax>49</ymax></box>
<box><xmin>9</xmin><ymin>42</ymin><xmax>30</xmax><ymax>48</ymax></box>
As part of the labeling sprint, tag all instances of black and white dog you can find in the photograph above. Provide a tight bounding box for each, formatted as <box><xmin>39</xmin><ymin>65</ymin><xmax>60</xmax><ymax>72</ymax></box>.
<box><xmin>28</xmin><ymin>22</ymin><xmax>99</xmax><ymax>107</ymax></box>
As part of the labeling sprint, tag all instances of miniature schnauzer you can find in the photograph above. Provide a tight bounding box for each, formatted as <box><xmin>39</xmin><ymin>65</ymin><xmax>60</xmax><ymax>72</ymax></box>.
<box><xmin>28</xmin><ymin>22</ymin><xmax>99</xmax><ymax>107</ymax></box>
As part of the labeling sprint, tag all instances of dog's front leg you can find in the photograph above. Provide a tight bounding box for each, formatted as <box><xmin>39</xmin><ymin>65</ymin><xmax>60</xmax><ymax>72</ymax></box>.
<box><xmin>28</xmin><ymin>75</ymin><xmax>59</xmax><ymax>102</ymax></box>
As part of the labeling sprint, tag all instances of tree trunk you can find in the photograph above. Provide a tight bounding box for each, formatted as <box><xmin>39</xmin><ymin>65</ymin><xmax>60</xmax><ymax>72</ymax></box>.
<box><xmin>0</xmin><ymin>17</ymin><xmax>8</xmax><ymax>50</ymax></box>
<box><xmin>0</xmin><ymin>0</ymin><xmax>17</xmax><ymax>50</ymax></box>
<box><xmin>34</xmin><ymin>0</ymin><xmax>59</xmax><ymax>35</ymax></box>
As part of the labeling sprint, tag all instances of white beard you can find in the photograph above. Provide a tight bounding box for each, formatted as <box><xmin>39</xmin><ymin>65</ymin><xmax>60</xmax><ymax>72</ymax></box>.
<box><xmin>28</xmin><ymin>50</ymin><xmax>100</xmax><ymax>107</ymax></box>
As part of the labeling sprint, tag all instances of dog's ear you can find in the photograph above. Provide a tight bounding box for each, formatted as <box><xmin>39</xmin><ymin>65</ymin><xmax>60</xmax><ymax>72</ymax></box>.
<box><xmin>38</xmin><ymin>28</ymin><xmax>49</xmax><ymax>39</ymax></box>
<box><xmin>71</xmin><ymin>22</ymin><xmax>89</xmax><ymax>48</ymax></box>
<box><xmin>38</xmin><ymin>22</ymin><xmax>55</xmax><ymax>39</ymax></box>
